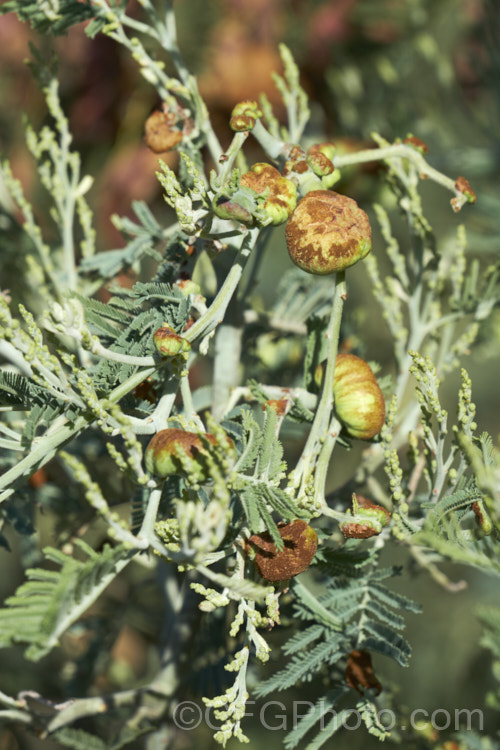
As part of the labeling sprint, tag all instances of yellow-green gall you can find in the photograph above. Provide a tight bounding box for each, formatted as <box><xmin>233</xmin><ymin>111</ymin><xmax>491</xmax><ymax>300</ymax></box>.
<box><xmin>306</xmin><ymin>146</ymin><xmax>335</xmax><ymax>177</ymax></box>
<box><xmin>285</xmin><ymin>190</ymin><xmax>371</xmax><ymax>274</ymax></box>
<box><xmin>145</xmin><ymin>428</ymin><xmax>224</xmax><ymax>482</ymax></box>
<box><xmin>153</xmin><ymin>326</ymin><xmax>191</xmax><ymax>357</ymax></box>
<box><xmin>316</xmin><ymin>354</ymin><xmax>385</xmax><ymax>440</ymax></box>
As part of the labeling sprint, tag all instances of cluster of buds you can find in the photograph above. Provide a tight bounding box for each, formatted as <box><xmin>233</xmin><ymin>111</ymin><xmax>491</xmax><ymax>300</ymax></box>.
<box><xmin>239</xmin><ymin>163</ymin><xmax>297</xmax><ymax>225</ymax></box>
<box><xmin>244</xmin><ymin>520</ymin><xmax>318</xmax><ymax>582</ymax></box>
<box><xmin>282</xmin><ymin>142</ymin><xmax>340</xmax><ymax>189</ymax></box>
<box><xmin>214</xmin><ymin>162</ymin><xmax>297</xmax><ymax>227</ymax></box>
<box><xmin>285</xmin><ymin>190</ymin><xmax>372</xmax><ymax>275</ymax></box>
<box><xmin>229</xmin><ymin>100</ymin><xmax>262</xmax><ymax>132</ymax></box>
<box><xmin>339</xmin><ymin>494</ymin><xmax>391</xmax><ymax>539</ymax></box>
<box><xmin>315</xmin><ymin>354</ymin><xmax>386</xmax><ymax>440</ymax></box>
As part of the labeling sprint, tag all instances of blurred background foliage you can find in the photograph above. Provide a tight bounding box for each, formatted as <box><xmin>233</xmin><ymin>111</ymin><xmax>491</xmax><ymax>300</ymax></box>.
<box><xmin>0</xmin><ymin>1</ymin><xmax>499</xmax><ymax>748</ymax></box>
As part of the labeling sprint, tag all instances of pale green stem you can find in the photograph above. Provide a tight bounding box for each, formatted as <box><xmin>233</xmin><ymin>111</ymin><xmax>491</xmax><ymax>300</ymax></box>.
<box><xmin>293</xmin><ymin>579</ymin><xmax>342</xmax><ymax>630</ymax></box>
<box><xmin>237</xmin><ymin>225</ymin><xmax>273</xmax><ymax>302</ymax></box>
<box><xmin>0</xmin><ymin>691</ymin><xmax>26</xmax><ymax>709</ymax></box>
<box><xmin>156</xmin><ymin>1</ymin><xmax>223</xmax><ymax>163</ymax></box>
<box><xmin>0</xmin><ymin>340</ymin><xmax>33</xmax><ymax>377</ymax></box>
<box><xmin>0</xmin><ymin>710</ymin><xmax>32</xmax><ymax>724</ymax></box>
<box><xmin>91</xmin><ymin>0</ymin><xmax>182</xmax><ymax>106</ymax></box>
<box><xmin>250</xmin><ymin>120</ymin><xmax>286</xmax><ymax>162</ymax></box>
<box><xmin>51</xmin><ymin>91</ymin><xmax>78</xmax><ymax>295</ymax></box>
<box><xmin>139</xmin><ymin>486</ymin><xmax>163</xmax><ymax>543</ymax></box>
<box><xmin>151</xmin><ymin>391</ymin><xmax>177</xmax><ymax>431</ymax></box>
<box><xmin>0</xmin><ymin>416</ymin><xmax>88</xmax><ymax>502</ymax></box>
<box><xmin>211</xmin><ymin>227</ymin><xmax>273</xmax><ymax>421</ymax></box>
<box><xmin>211</xmin><ymin>323</ymin><xmax>242</xmax><ymax>422</ymax></box>
<box><xmin>91</xmin><ymin>340</ymin><xmax>156</xmax><ymax>367</ymax></box>
<box><xmin>155</xmin><ymin>0</ymin><xmax>190</xmax><ymax>86</ymax></box>
<box><xmin>334</xmin><ymin>143</ymin><xmax>464</xmax><ymax>204</ymax></box>
<box><xmin>180</xmin><ymin>371</ymin><xmax>201</xmax><ymax>426</ymax></box>
<box><xmin>314</xmin><ymin>414</ymin><xmax>343</xmax><ymax>509</ymax></box>
<box><xmin>109</xmin><ymin>365</ymin><xmax>158</xmax><ymax>403</ymax></box>
<box><xmin>292</xmin><ymin>273</ymin><xmax>346</xmax><ymax>493</ymax></box>
<box><xmin>184</xmin><ymin>228</ymin><xmax>260</xmax><ymax>343</ymax></box>
<box><xmin>217</xmin><ymin>131</ymin><xmax>249</xmax><ymax>181</ymax></box>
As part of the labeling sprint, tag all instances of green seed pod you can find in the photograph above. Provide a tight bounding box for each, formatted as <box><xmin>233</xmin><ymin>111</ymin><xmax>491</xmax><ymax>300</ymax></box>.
<box><xmin>245</xmin><ymin>520</ymin><xmax>318</xmax><ymax>582</ymax></box>
<box><xmin>145</xmin><ymin>428</ymin><xmax>218</xmax><ymax>482</ymax></box>
<box><xmin>153</xmin><ymin>326</ymin><xmax>191</xmax><ymax>357</ymax></box>
<box><xmin>240</xmin><ymin>163</ymin><xmax>297</xmax><ymax>225</ymax></box>
<box><xmin>316</xmin><ymin>354</ymin><xmax>385</xmax><ymax>440</ymax></box>
<box><xmin>285</xmin><ymin>190</ymin><xmax>371</xmax><ymax>275</ymax></box>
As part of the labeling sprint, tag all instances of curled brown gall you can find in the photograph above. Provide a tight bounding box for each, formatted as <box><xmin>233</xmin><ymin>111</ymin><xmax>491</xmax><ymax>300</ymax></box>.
<box><xmin>144</xmin><ymin>110</ymin><xmax>182</xmax><ymax>153</ymax></box>
<box><xmin>245</xmin><ymin>520</ymin><xmax>318</xmax><ymax>582</ymax></box>
<box><xmin>346</xmin><ymin>650</ymin><xmax>382</xmax><ymax>695</ymax></box>
<box><xmin>285</xmin><ymin>190</ymin><xmax>371</xmax><ymax>275</ymax></box>
<box><xmin>306</xmin><ymin>146</ymin><xmax>335</xmax><ymax>177</ymax></box>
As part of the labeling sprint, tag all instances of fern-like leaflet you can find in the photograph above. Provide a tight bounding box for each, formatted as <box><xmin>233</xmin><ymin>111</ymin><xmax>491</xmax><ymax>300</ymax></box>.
<box><xmin>256</xmin><ymin>546</ymin><xmax>420</xmax><ymax>747</ymax></box>
<box><xmin>0</xmin><ymin>540</ymin><xmax>136</xmax><ymax>660</ymax></box>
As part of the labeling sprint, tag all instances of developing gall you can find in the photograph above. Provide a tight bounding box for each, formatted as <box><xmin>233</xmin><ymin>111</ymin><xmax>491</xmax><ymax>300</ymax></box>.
<box><xmin>240</xmin><ymin>163</ymin><xmax>297</xmax><ymax>225</ymax></box>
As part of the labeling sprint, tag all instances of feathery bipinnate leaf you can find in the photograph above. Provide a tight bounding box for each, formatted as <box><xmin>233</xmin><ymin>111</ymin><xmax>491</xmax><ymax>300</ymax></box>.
<box><xmin>0</xmin><ymin>540</ymin><xmax>135</xmax><ymax>661</ymax></box>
